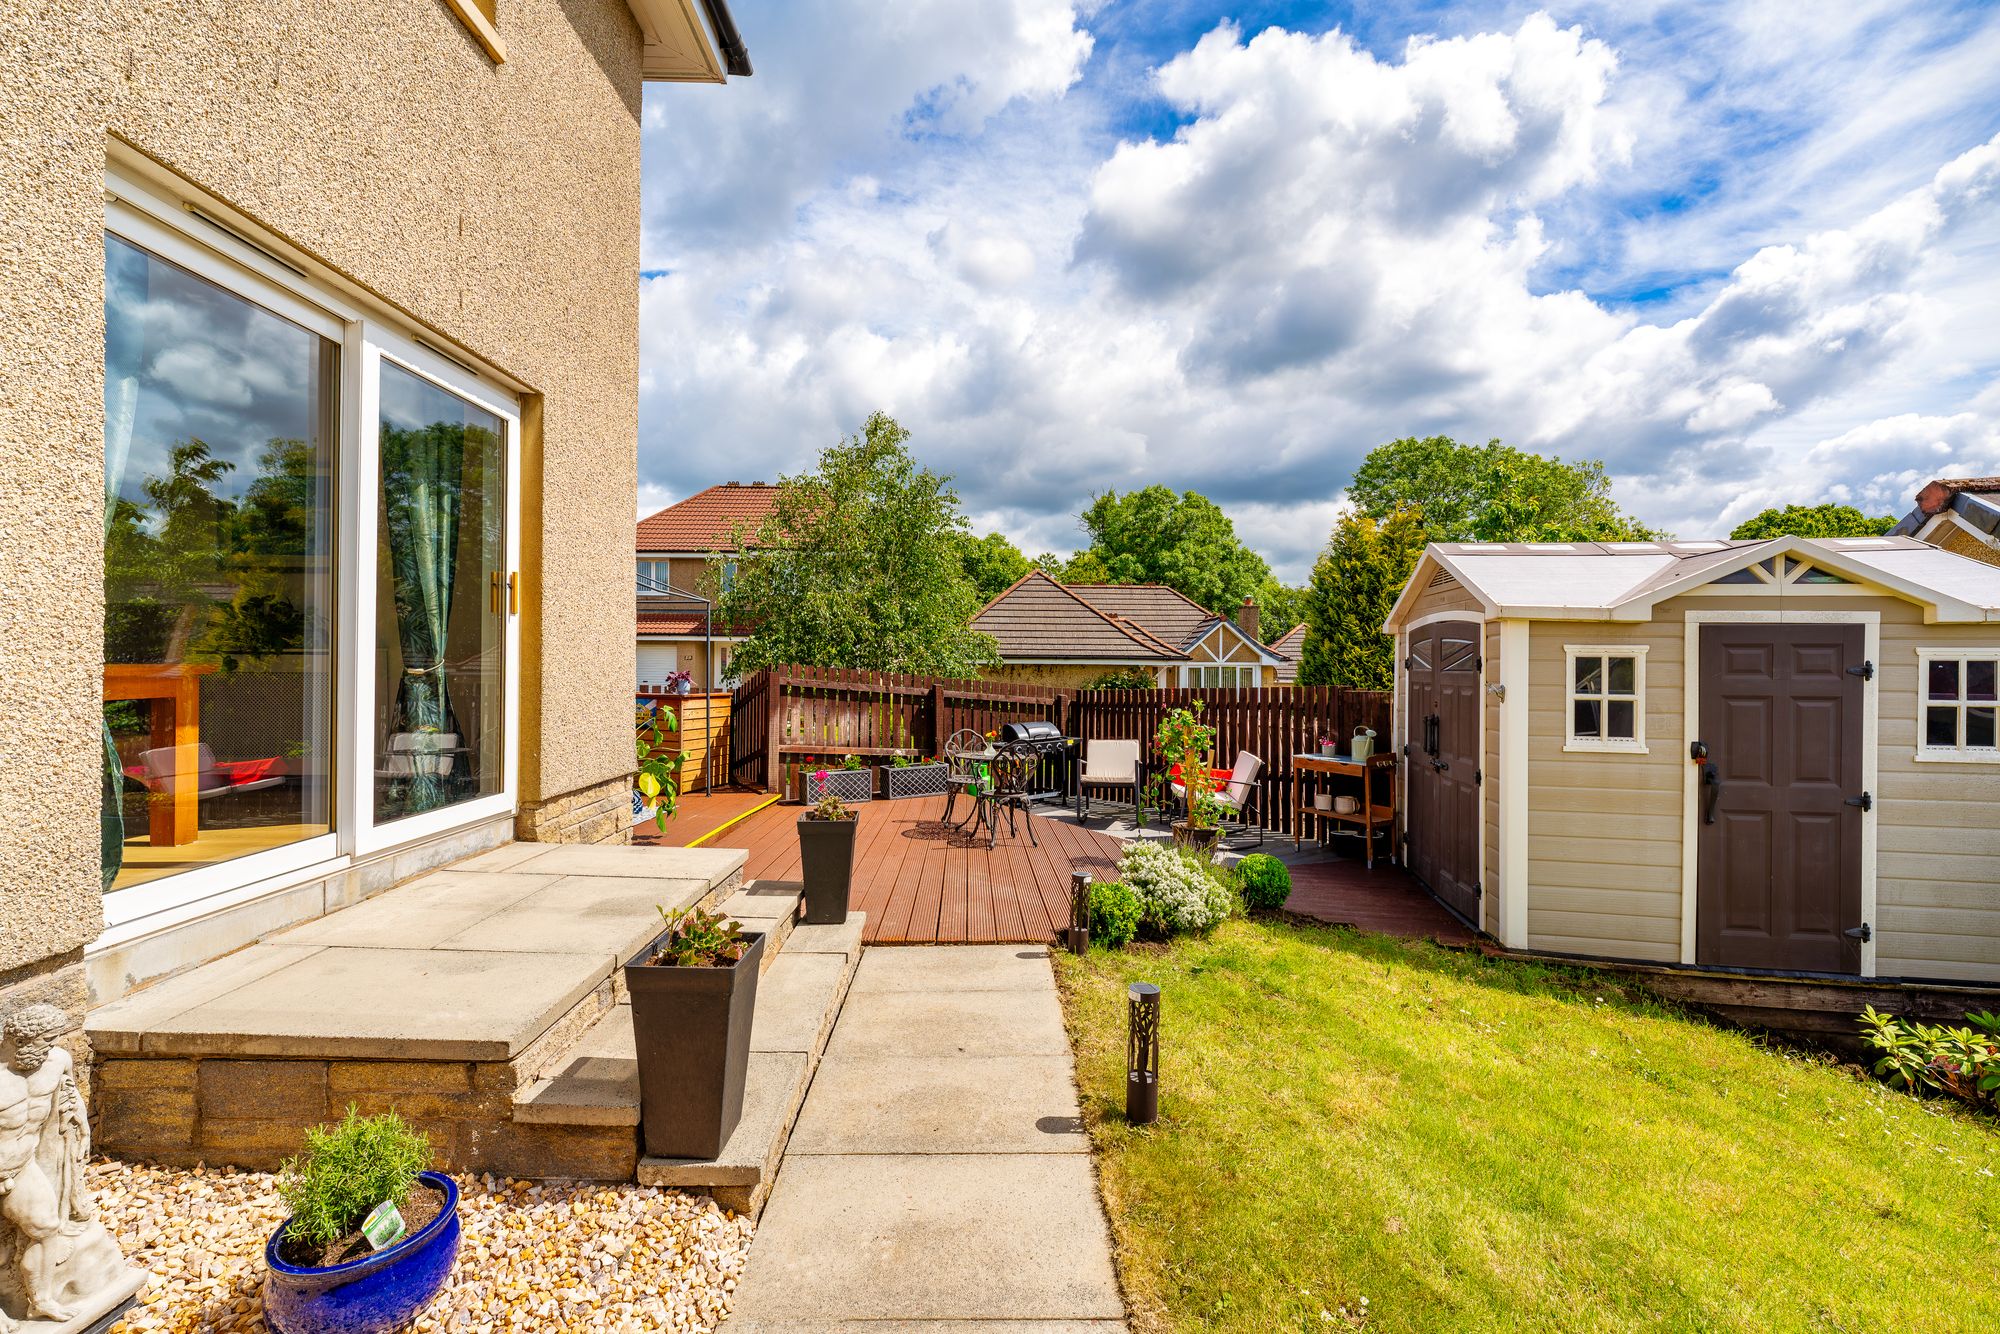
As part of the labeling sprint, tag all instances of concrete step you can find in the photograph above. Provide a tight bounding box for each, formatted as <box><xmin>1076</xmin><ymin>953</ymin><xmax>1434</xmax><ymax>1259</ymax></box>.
<box><xmin>719</xmin><ymin>879</ymin><xmax>810</xmax><ymax>971</ymax></box>
<box><xmin>86</xmin><ymin>842</ymin><xmax>746</xmax><ymax>1177</ymax></box>
<box><xmin>516</xmin><ymin>905</ymin><xmax>864</xmax><ymax>1218</ymax></box>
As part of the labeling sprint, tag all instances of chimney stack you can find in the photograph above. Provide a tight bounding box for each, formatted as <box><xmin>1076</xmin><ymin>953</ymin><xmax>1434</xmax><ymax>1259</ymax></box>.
<box><xmin>1235</xmin><ymin>595</ymin><xmax>1259</xmax><ymax>642</ymax></box>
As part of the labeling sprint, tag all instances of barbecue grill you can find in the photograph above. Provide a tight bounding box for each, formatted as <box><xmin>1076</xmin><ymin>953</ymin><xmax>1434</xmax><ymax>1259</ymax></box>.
<box><xmin>999</xmin><ymin>720</ymin><xmax>1062</xmax><ymax>744</ymax></box>
<box><xmin>993</xmin><ymin>721</ymin><xmax>1077</xmax><ymax>804</ymax></box>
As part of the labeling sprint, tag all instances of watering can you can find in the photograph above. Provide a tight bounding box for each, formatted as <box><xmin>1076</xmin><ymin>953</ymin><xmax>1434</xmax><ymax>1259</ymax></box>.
<box><xmin>1350</xmin><ymin>725</ymin><xmax>1377</xmax><ymax>761</ymax></box>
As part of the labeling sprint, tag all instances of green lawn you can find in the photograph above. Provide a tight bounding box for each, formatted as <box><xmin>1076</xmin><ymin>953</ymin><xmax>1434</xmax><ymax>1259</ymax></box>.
<box><xmin>1054</xmin><ymin>918</ymin><xmax>2000</xmax><ymax>1333</ymax></box>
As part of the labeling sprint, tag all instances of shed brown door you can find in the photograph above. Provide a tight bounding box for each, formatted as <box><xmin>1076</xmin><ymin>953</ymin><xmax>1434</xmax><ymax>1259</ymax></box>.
<box><xmin>1406</xmin><ymin>620</ymin><xmax>1481</xmax><ymax>924</ymax></box>
<box><xmin>1696</xmin><ymin>625</ymin><xmax>1864</xmax><ymax>973</ymax></box>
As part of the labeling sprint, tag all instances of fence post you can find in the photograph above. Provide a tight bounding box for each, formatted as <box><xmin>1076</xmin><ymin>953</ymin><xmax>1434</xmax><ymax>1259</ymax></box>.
<box><xmin>765</xmin><ymin>668</ymin><xmax>783</xmax><ymax>793</ymax></box>
<box><xmin>930</xmin><ymin>680</ymin><xmax>947</xmax><ymax>757</ymax></box>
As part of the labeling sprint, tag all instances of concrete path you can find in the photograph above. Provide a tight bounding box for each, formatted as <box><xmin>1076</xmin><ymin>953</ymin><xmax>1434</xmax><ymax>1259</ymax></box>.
<box><xmin>725</xmin><ymin>944</ymin><xmax>1128</xmax><ymax>1332</ymax></box>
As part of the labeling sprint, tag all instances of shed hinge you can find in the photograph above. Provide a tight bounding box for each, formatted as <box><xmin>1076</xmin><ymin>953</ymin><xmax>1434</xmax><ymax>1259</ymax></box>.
<box><xmin>1474</xmin><ymin>768</ymin><xmax>1483</xmax><ymax>786</ymax></box>
<box><xmin>1844</xmin><ymin>922</ymin><xmax>1873</xmax><ymax>943</ymax></box>
<box><xmin>1473</xmin><ymin>881</ymin><xmax>1483</xmax><ymax>899</ymax></box>
<box><xmin>1476</xmin><ymin>655</ymin><xmax>1484</xmax><ymax>672</ymax></box>
<box><xmin>1845</xmin><ymin>792</ymin><xmax>1874</xmax><ymax>812</ymax></box>
<box><xmin>1846</xmin><ymin>660</ymin><xmax>1875</xmax><ymax>682</ymax></box>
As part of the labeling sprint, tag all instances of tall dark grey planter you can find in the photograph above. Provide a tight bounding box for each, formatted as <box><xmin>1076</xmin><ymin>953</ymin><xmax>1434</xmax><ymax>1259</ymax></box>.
<box><xmin>797</xmin><ymin>814</ymin><xmax>858</xmax><ymax>925</ymax></box>
<box><xmin>624</xmin><ymin>928</ymin><xmax>766</xmax><ymax>1160</ymax></box>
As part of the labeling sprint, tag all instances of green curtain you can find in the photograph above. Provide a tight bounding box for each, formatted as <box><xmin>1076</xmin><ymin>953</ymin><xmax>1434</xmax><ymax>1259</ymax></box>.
<box><xmin>380</xmin><ymin>422</ymin><xmax>466</xmax><ymax>816</ymax></box>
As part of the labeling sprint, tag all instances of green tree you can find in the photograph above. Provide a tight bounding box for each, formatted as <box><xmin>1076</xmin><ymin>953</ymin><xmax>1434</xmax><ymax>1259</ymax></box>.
<box><xmin>1251</xmin><ymin>578</ymin><xmax>1306</xmax><ymax>645</ymax></box>
<box><xmin>719</xmin><ymin>412</ymin><xmax>999</xmax><ymax>677</ymax></box>
<box><xmin>1034</xmin><ymin>549</ymin><xmax>1114</xmax><ymax>585</ymax></box>
<box><xmin>1076</xmin><ymin>486</ymin><xmax>1272</xmax><ymax>613</ymax></box>
<box><xmin>1729</xmin><ymin>503</ymin><xmax>1895</xmax><ymax>541</ymax></box>
<box><xmin>1348</xmin><ymin>436</ymin><xmax>1660</xmax><ymax>542</ymax></box>
<box><xmin>956</xmin><ymin>530</ymin><xmax>1033</xmax><ymax>602</ymax></box>
<box><xmin>1298</xmin><ymin>506</ymin><xmax>1427</xmax><ymax>689</ymax></box>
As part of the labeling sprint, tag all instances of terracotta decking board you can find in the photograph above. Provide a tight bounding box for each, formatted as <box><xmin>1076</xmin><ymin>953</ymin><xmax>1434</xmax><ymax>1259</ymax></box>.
<box><xmin>1284</xmin><ymin>859</ymin><xmax>1479</xmax><ymax>947</ymax></box>
<box><xmin>651</xmin><ymin>793</ymin><xmax>1126</xmax><ymax>944</ymax></box>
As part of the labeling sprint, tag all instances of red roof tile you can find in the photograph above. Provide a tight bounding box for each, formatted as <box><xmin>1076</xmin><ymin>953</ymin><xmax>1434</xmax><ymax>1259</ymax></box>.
<box><xmin>636</xmin><ymin>482</ymin><xmax>781</xmax><ymax>553</ymax></box>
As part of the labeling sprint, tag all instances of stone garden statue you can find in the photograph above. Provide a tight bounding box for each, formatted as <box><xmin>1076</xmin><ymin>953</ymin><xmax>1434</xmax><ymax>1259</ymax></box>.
<box><xmin>0</xmin><ymin>1004</ymin><xmax>143</xmax><ymax>1333</ymax></box>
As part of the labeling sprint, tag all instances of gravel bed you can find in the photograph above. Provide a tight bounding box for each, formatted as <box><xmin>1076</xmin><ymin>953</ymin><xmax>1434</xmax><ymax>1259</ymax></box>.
<box><xmin>89</xmin><ymin>1160</ymin><xmax>753</xmax><ymax>1333</ymax></box>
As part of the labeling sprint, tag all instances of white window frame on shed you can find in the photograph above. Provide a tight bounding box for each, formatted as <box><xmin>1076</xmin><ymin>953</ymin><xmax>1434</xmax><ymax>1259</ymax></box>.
<box><xmin>1914</xmin><ymin>648</ymin><xmax>2000</xmax><ymax>764</ymax></box>
<box><xmin>1563</xmin><ymin>645</ymin><xmax>1649</xmax><ymax>754</ymax></box>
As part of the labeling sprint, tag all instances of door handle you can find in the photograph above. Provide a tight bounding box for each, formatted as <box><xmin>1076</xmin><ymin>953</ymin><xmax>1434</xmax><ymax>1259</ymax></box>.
<box><xmin>1701</xmin><ymin>762</ymin><xmax>1722</xmax><ymax>824</ymax></box>
<box><xmin>508</xmin><ymin>571</ymin><xmax>519</xmax><ymax>615</ymax></box>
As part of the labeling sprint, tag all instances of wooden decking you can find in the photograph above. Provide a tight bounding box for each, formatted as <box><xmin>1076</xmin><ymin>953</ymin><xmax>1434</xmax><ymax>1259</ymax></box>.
<box><xmin>1284</xmin><ymin>858</ymin><xmax>1480</xmax><ymax>946</ymax></box>
<box><xmin>644</xmin><ymin>793</ymin><xmax>1123</xmax><ymax>944</ymax></box>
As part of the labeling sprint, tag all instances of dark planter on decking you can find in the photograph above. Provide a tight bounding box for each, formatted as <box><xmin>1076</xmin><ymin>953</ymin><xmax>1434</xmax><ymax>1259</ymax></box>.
<box><xmin>624</xmin><ymin>928</ymin><xmax>766</xmax><ymax>1160</ymax></box>
<box><xmin>797</xmin><ymin>814</ymin><xmax>858</xmax><ymax>925</ymax></box>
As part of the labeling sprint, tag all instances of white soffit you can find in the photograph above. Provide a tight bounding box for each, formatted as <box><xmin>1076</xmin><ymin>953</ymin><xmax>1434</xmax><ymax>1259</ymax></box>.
<box><xmin>627</xmin><ymin>0</ymin><xmax>725</xmax><ymax>82</ymax></box>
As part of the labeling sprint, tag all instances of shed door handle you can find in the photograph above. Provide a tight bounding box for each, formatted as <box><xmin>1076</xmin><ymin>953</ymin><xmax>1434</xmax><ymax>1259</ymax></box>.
<box><xmin>1701</xmin><ymin>762</ymin><xmax>1721</xmax><ymax>825</ymax></box>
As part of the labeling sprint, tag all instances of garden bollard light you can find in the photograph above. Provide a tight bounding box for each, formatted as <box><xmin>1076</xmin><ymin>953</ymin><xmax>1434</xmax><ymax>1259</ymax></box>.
<box><xmin>1126</xmin><ymin>982</ymin><xmax>1160</xmax><ymax>1125</ymax></box>
<box><xmin>1066</xmin><ymin>870</ymin><xmax>1091</xmax><ymax>954</ymax></box>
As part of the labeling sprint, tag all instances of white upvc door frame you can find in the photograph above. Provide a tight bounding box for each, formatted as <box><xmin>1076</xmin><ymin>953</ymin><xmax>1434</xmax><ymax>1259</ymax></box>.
<box><xmin>1402</xmin><ymin>610</ymin><xmax>1490</xmax><ymax>936</ymax></box>
<box><xmin>349</xmin><ymin>326</ymin><xmax>522</xmax><ymax>858</ymax></box>
<box><xmin>1680</xmin><ymin>610</ymin><xmax>1880</xmax><ymax>975</ymax></box>
<box><xmin>97</xmin><ymin>162</ymin><xmax>524</xmax><ymax>942</ymax></box>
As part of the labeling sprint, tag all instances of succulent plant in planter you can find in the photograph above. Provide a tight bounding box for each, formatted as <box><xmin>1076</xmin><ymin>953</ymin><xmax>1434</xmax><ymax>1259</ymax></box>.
<box><xmin>797</xmin><ymin>783</ymin><xmax>859</xmax><ymax>925</ymax></box>
<box><xmin>263</xmin><ymin>1107</ymin><xmax>460</xmax><ymax>1334</ymax></box>
<box><xmin>625</xmin><ymin>907</ymin><xmax>766</xmax><ymax>1160</ymax></box>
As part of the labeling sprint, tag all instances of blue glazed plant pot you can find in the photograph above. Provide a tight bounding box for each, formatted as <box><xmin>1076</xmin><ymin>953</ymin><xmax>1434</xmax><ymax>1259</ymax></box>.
<box><xmin>264</xmin><ymin>1171</ymin><xmax>461</xmax><ymax>1334</ymax></box>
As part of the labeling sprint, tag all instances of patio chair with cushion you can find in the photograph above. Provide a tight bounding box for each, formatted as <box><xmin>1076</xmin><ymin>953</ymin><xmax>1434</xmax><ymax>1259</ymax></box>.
<box><xmin>1170</xmin><ymin>749</ymin><xmax>1265</xmax><ymax>846</ymax></box>
<box><xmin>134</xmin><ymin>743</ymin><xmax>285</xmax><ymax>800</ymax></box>
<box><xmin>1075</xmin><ymin>738</ymin><xmax>1144</xmax><ymax>825</ymax></box>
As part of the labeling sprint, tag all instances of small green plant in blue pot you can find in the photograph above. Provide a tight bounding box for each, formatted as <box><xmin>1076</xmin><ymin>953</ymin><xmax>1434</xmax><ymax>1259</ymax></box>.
<box><xmin>263</xmin><ymin>1107</ymin><xmax>460</xmax><ymax>1334</ymax></box>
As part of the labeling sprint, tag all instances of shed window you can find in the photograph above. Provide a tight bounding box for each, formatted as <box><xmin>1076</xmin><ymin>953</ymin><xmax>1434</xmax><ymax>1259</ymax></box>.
<box><xmin>1564</xmin><ymin>646</ymin><xmax>1647</xmax><ymax>753</ymax></box>
<box><xmin>1917</xmin><ymin>650</ymin><xmax>2000</xmax><ymax>762</ymax></box>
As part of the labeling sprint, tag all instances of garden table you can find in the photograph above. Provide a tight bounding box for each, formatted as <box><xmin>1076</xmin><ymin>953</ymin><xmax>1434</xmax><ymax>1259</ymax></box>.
<box><xmin>104</xmin><ymin>662</ymin><xmax>215</xmax><ymax>848</ymax></box>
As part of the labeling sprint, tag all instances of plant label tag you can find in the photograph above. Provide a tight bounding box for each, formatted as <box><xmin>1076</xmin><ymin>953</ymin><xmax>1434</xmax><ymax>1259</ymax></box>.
<box><xmin>361</xmin><ymin>1200</ymin><xmax>407</xmax><ymax>1251</ymax></box>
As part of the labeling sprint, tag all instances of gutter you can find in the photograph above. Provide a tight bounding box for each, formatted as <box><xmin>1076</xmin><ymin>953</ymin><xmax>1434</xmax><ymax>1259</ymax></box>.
<box><xmin>700</xmin><ymin>0</ymin><xmax>754</xmax><ymax>76</ymax></box>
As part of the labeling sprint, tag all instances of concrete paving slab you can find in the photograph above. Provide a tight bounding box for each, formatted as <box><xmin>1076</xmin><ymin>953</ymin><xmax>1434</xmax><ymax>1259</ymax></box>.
<box><xmin>787</xmin><ymin>1055</ymin><xmax>1086</xmax><ymax>1156</ymax></box>
<box><xmin>274</xmin><ymin>872</ymin><xmax>557</xmax><ymax>950</ymax></box>
<box><xmin>444</xmin><ymin>841</ymin><xmax>557</xmax><ymax>872</ymax></box>
<box><xmin>637</xmin><ymin>1049</ymin><xmax>809</xmax><ymax>1188</ymax></box>
<box><xmin>783</xmin><ymin>913</ymin><xmax>865</xmax><ymax>958</ymax></box>
<box><xmin>724</xmin><ymin>880</ymin><xmax>804</xmax><ymax>923</ymax></box>
<box><xmin>513</xmin><ymin>1004</ymin><xmax>638</xmax><ymax>1126</ymax></box>
<box><xmin>133</xmin><ymin>946</ymin><xmax>609</xmax><ymax>1060</ymax></box>
<box><xmin>436</xmin><ymin>874</ymin><xmax>709</xmax><ymax>963</ymax></box>
<box><xmin>731</xmin><ymin>1323</ymin><xmax>1124</xmax><ymax>1333</ymax></box>
<box><xmin>824</xmin><ymin>988</ymin><xmax>1071</xmax><ymax>1060</ymax></box>
<box><xmin>86</xmin><ymin>944</ymin><xmax>326</xmax><ymax>1053</ymax></box>
<box><xmin>729</xmin><ymin>1154</ymin><xmax>1124</xmax><ymax>1324</ymax></box>
<box><xmin>503</xmin><ymin>842</ymin><xmax>747</xmax><ymax>883</ymax></box>
<box><xmin>750</xmin><ymin>953</ymin><xmax>848</xmax><ymax>1055</ymax></box>
<box><xmin>851</xmin><ymin>944</ymin><xmax>1055</xmax><ymax>995</ymax></box>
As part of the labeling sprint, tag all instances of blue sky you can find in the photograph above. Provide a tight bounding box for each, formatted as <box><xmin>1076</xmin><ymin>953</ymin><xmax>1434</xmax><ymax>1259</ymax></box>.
<box><xmin>637</xmin><ymin>1</ymin><xmax>2000</xmax><ymax>582</ymax></box>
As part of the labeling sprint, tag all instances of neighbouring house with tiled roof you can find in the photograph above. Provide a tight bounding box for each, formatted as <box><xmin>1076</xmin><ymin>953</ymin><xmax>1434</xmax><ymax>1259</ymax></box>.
<box><xmin>1893</xmin><ymin>477</ymin><xmax>2000</xmax><ymax>568</ymax></box>
<box><xmin>1270</xmin><ymin>623</ymin><xmax>1309</xmax><ymax>682</ymax></box>
<box><xmin>636</xmin><ymin>482</ymin><xmax>782</xmax><ymax>689</ymax></box>
<box><xmin>971</xmin><ymin>570</ymin><xmax>1291</xmax><ymax>688</ymax></box>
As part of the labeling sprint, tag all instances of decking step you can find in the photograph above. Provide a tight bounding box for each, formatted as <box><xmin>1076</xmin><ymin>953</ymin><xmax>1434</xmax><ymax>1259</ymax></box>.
<box><xmin>517</xmin><ymin>907</ymin><xmax>864</xmax><ymax>1217</ymax></box>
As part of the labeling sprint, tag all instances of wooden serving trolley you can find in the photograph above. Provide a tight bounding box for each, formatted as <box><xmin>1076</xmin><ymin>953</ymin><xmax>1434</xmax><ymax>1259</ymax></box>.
<box><xmin>1291</xmin><ymin>751</ymin><xmax>1398</xmax><ymax>868</ymax></box>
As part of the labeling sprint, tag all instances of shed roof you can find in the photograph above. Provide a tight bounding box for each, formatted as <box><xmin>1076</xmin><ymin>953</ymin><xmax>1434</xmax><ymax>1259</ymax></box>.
<box><xmin>1384</xmin><ymin>536</ymin><xmax>2000</xmax><ymax>628</ymax></box>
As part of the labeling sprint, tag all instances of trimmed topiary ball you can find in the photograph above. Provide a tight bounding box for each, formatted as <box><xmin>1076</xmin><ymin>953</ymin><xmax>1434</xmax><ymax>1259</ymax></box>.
<box><xmin>1088</xmin><ymin>879</ymin><xmax>1143</xmax><ymax>949</ymax></box>
<box><xmin>1235</xmin><ymin>853</ymin><xmax>1292</xmax><ymax>911</ymax></box>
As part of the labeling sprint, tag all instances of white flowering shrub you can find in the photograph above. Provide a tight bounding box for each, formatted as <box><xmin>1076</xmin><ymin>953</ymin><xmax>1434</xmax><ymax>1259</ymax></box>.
<box><xmin>1117</xmin><ymin>839</ymin><xmax>1237</xmax><ymax>936</ymax></box>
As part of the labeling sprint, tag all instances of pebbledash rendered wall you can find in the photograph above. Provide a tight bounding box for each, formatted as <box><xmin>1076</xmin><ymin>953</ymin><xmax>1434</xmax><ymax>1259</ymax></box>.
<box><xmin>0</xmin><ymin>0</ymin><xmax>647</xmax><ymax>1046</ymax></box>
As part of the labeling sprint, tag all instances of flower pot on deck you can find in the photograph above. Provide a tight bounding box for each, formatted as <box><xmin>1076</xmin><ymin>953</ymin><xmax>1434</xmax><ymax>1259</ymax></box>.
<box><xmin>1172</xmin><ymin>822</ymin><xmax>1221</xmax><ymax>856</ymax></box>
<box><xmin>802</xmin><ymin>767</ymin><xmax>873</xmax><ymax>804</ymax></box>
<box><xmin>883</xmin><ymin>760</ymin><xmax>949</xmax><ymax>800</ymax></box>
<box><xmin>797</xmin><ymin>813</ymin><xmax>859</xmax><ymax>925</ymax></box>
<box><xmin>624</xmin><ymin>928</ymin><xmax>767</xmax><ymax>1160</ymax></box>
<box><xmin>263</xmin><ymin>1171</ymin><xmax>461</xmax><ymax>1334</ymax></box>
